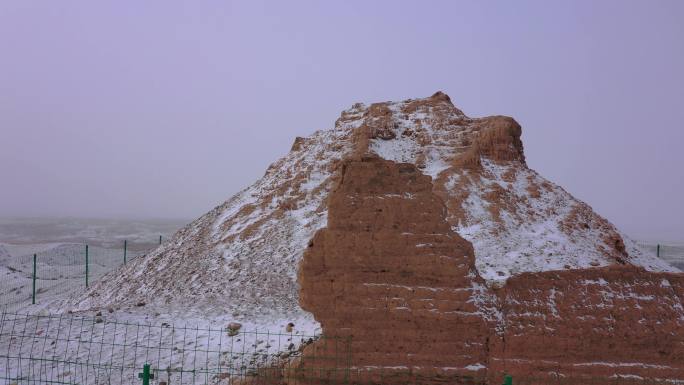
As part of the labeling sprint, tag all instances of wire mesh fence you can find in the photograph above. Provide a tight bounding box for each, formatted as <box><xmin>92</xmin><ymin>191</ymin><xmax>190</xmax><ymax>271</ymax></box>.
<box><xmin>639</xmin><ymin>243</ymin><xmax>684</xmax><ymax>270</ymax></box>
<box><xmin>0</xmin><ymin>311</ymin><xmax>351</xmax><ymax>385</ymax></box>
<box><xmin>0</xmin><ymin>238</ymin><xmax>163</xmax><ymax>311</ymax></box>
<box><xmin>2</xmin><ymin>238</ymin><xmax>683</xmax><ymax>384</ymax></box>
<box><xmin>2</xmin><ymin>311</ymin><xmax>683</xmax><ymax>385</ymax></box>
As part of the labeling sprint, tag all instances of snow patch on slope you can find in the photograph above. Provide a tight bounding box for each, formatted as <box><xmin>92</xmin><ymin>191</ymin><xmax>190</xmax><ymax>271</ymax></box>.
<box><xmin>453</xmin><ymin>160</ymin><xmax>677</xmax><ymax>283</ymax></box>
<box><xmin>70</xmin><ymin>124</ymin><xmax>355</xmax><ymax>322</ymax></box>
<box><xmin>368</xmin><ymin>100</ymin><xmax>464</xmax><ymax>179</ymax></box>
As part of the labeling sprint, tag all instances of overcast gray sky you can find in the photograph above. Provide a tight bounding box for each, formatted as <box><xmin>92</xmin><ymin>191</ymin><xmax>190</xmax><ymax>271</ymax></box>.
<box><xmin>1</xmin><ymin>1</ymin><xmax>682</xmax><ymax>242</ymax></box>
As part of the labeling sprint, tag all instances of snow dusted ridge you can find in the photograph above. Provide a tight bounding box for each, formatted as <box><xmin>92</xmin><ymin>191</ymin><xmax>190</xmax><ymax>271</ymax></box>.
<box><xmin>350</xmin><ymin>93</ymin><xmax>676</xmax><ymax>284</ymax></box>
<box><xmin>448</xmin><ymin>160</ymin><xmax>675</xmax><ymax>283</ymax></box>
<box><xmin>70</xmin><ymin>124</ymin><xmax>354</xmax><ymax>328</ymax></box>
<box><xmin>69</xmin><ymin>91</ymin><xmax>676</xmax><ymax>321</ymax></box>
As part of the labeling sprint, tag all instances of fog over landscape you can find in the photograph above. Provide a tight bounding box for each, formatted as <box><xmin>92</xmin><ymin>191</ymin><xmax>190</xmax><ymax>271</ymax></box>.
<box><xmin>1</xmin><ymin>1</ymin><xmax>683</xmax><ymax>243</ymax></box>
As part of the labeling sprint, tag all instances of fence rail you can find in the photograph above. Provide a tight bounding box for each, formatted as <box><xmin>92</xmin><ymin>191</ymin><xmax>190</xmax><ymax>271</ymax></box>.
<box><xmin>0</xmin><ymin>311</ymin><xmax>350</xmax><ymax>385</ymax></box>
<box><xmin>0</xmin><ymin>237</ymin><xmax>164</xmax><ymax>311</ymax></box>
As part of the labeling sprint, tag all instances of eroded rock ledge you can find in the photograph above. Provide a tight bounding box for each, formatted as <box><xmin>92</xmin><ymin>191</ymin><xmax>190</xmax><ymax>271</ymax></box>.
<box><xmin>298</xmin><ymin>156</ymin><xmax>684</xmax><ymax>384</ymax></box>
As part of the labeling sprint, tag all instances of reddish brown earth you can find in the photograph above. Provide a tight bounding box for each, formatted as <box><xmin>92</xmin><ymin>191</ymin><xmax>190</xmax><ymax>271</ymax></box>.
<box><xmin>299</xmin><ymin>155</ymin><xmax>491</xmax><ymax>384</ymax></box>
<box><xmin>298</xmin><ymin>156</ymin><xmax>684</xmax><ymax>384</ymax></box>
<box><xmin>493</xmin><ymin>267</ymin><xmax>684</xmax><ymax>382</ymax></box>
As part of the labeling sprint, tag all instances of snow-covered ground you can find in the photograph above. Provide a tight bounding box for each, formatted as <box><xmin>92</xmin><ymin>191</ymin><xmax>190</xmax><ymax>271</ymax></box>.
<box><xmin>0</xmin><ymin>217</ymin><xmax>185</xmax><ymax>249</ymax></box>
<box><xmin>0</xmin><ymin>242</ymin><xmax>152</xmax><ymax>312</ymax></box>
<box><xmin>639</xmin><ymin>242</ymin><xmax>684</xmax><ymax>270</ymax></box>
<box><xmin>0</xmin><ymin>217</ymin><xmax>189</xmax><ymax>248</ymax></box>
<box><xmin>0</xmin><ymin>218</ymin><xmax>184</xmax><ymax>312</ymax></box>
<box><xmin>0</xmin><ymin>218</ymin><xmax>331</xmax><ymax>384</ymax></box>
<box><xmin>447</xmin><ymin>160</ymin><xmax>679</xmax><ymax>283</ymax></box>
<box><xmin>0</xmin><ymin>219</ymin><xmax>325</xmax><ymax>385</ymax></box>
<box><xmin>0</xmin><ymin>310</ymin><xmax>326</xmax><ymax>385</ymax></box>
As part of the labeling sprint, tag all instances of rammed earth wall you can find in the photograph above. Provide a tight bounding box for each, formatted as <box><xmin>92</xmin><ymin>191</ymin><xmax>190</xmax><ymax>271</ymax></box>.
<box><xmin>298</xmin><ymin>156</ymin><xmax>684</xmax><ymax>384</ymax></box>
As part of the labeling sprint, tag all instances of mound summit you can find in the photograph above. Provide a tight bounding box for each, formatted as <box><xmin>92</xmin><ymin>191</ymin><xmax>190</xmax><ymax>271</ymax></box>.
<box><xmin>71</xmin><ymin>92</ymin><xmax>684</xmax><ymax>381</ymax></box>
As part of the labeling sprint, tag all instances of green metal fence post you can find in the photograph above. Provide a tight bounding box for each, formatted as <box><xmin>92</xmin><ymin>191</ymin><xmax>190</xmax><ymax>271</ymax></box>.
<box><xmin>657</xmin><ymin>244</ymin><xmax>660</xmax><ymax>258</ymax></box>
<box><xmin>124</xmin><ymin>239</ymin><xmax>127</xmax><ymax>265</ymax></box>
<box><xmin>85</xmin><ymin>244</ymin><xmax>89</xmax><ymax>288</ymax></box>
<box><xmin>502</xmin><ymin>374</ymin><xmax>512</xmax><ymax>385</ymax></box>
<box><xmin>138</xmin><ymin>363</ymin><xmax>154</xmax><ymax>385</ymax></box>
<box><xmin>32</xmin><ymin>253</ymin><xmax>36</xmax><ymax>304</ymax></box>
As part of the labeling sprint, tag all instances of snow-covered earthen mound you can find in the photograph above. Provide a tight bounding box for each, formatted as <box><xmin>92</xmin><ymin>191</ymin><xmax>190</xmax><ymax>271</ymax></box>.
<box><xmin>69</xmin><ymin>92</ymin><xmax>676</xmax><ymax>321</ymax></box>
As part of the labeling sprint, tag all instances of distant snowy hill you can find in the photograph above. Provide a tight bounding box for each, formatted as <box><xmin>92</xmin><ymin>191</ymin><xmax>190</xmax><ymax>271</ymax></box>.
<box><xmin>0</xmin><ymin>244</ymin><xmax>10</xmax><ymax>261</ymax></box>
